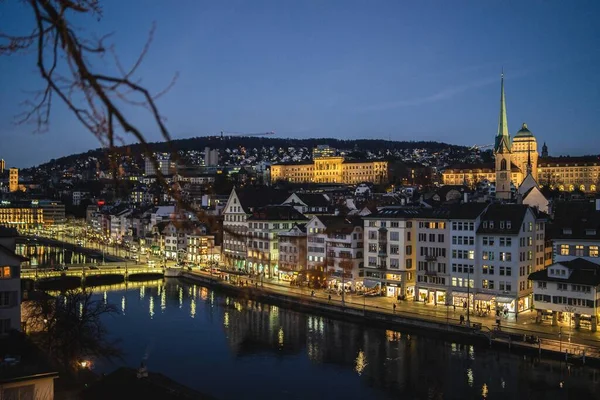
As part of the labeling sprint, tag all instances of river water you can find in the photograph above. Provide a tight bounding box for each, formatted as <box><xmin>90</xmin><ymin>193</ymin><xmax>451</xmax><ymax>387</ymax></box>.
<box><xmin>15</xmin><ymin>242</ymin><xmax>101</xmax><ymax>267</ymax></box>
<box><xmin>94</xmin><ymin>280</ymin><xmax>600</xmax><ymax>400</ymax></box>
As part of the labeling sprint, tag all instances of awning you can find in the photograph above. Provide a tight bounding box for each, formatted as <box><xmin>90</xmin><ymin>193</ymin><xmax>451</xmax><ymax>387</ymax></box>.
<box><xmin>475</xmin><ymin>293</ymin><xmax>495</xmax><ymax>301</ymax></box>
<box><xmin>496</xmin><ymin>296</ymin><xmax>515</xmax><ymax>304</ymax></box>
<box><xmin>363</xmin><ymin>280</ymin><xmax>381</xmax><ymax>289</ymax></box>
<box><xmin>452</xmin><ymin>291</ymin><xmax>469</xmax><ymax>298</ymax></box>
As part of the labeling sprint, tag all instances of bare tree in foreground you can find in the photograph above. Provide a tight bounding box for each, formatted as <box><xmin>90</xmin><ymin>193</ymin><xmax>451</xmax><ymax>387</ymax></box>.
<box><xmin>23</xmin><ymin>288</ymin><xmax>122</xmax><ymax>373</ymax></box>
<box><xmin>0</xmin><ymin>0</ymin><xmax>226</xmax><ymax>233</ymax></box>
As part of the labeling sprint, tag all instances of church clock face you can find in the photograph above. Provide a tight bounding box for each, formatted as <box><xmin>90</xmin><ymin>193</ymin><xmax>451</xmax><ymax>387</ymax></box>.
<box><xmin>499</xmin><ymin>172</ymin><xmax>507</xmax><ymax>179</ymax></box>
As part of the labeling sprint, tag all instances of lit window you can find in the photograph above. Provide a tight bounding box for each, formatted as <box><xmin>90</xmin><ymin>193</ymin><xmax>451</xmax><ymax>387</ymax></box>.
<box><xmin>560</xmin><ymin>244</ymin><xmax>569</xmax><ymax>256</ymax></box>
<box><xmin>575</xmin><ymin>245</ymin><xmax>584</xmax><ymax>257</ymax></box>
<box><xmin>590</xmin><ymin>246</ymin><xmax>599</xmax><ymax>258</ymax></box>
<box><xmin>0</xmin><ymin>266</ymin><xmax>10</xmax><ymax>279</ymax></box>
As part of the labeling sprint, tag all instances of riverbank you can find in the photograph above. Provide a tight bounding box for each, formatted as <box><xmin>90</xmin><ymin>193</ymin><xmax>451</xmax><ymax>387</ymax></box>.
<box><xmin>179</xmin><ymin>271</ymin><xmax>600</xmax><ymax>366</ymax></box>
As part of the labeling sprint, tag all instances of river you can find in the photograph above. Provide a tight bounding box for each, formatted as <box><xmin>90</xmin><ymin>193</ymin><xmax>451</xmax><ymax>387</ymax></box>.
<box><xmin>15</xmin><ymin>242</ymin><xmax>102</xmax><ymax>267</ymax></box>
<box><xmin>94</xmin><ymin>279</ymin><xmax>600</xmax><ymax>400</ymax></box>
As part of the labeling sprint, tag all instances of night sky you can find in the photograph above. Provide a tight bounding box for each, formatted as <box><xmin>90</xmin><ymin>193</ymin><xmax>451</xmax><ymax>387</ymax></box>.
<box><xmin>0</xmin><ymin>0</ymin><xmax>598</xmax><ymax>168</ymax></box>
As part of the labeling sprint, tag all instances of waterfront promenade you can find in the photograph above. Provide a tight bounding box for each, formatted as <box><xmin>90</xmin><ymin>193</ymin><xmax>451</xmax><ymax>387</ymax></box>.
<box><xmin>182</xmin><ymin>270</ymin><xmax>600</xmax><ymax>361</ymax></box>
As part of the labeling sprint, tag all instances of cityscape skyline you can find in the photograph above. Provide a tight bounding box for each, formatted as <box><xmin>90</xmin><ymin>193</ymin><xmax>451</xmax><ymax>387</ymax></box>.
<box><xmin>1</xmin><ymin>1</ymin><xmax>599</xmax><ymax>168</ymax></box>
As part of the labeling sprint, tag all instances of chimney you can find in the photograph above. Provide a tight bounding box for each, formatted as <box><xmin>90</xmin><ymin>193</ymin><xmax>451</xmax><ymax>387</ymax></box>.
<box><xmin>463</xmin><ymin>193</ymin><xmax>469</xmax><ymax>203</ymax></box>
<box><xmin>596</xmin><ymin>198</ymin><xmax>600</xmax><ymax>211</ymax></box>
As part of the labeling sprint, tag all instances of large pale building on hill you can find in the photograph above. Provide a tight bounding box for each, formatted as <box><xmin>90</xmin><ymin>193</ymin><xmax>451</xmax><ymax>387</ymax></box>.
<box><xmin>442</xmin><ymin>75</ymin><xmax>600</xmax><ymax>193</ymax></box>
<box><xmin>271</xmin><ymin>154</ymin><xmax>388</xmax><ymax>185</ymax></box>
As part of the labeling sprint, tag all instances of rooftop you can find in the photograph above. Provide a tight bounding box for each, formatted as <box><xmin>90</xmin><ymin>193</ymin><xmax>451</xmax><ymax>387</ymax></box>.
<box><xmin>529</xmin><ymin>258</ymin><xmax>600</xmax><ymax>286</ymax></box>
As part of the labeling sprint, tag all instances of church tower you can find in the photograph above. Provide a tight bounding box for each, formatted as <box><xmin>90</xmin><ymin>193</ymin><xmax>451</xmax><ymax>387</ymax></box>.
<box><xmin>494</xmin><ymin>72</ymin><xmax>512</xmax><ymax>200</ymax></box>
<box><xmin>541</xmin><ymin>142</ymin><xmax>548</xmax><ymax>158</ymax></box>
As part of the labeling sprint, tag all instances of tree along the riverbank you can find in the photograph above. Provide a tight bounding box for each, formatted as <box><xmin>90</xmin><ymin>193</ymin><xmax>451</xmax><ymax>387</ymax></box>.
<box><xmin>23</xmin><ymin>289</ymin><xmax>122</xmax><ymax>375</ymax></box>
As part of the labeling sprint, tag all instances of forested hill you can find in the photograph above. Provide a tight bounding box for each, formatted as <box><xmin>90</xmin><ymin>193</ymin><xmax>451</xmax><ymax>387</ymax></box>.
<box><xmin>30</xmin><ymin>136</ymin><xmax>466</xmax><ymax>170</ymax></box>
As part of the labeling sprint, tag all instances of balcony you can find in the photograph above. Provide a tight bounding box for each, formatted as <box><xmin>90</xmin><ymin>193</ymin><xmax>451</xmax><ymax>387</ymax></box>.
<box><xmin>425</xmin><ymin>255</ymin><xmax>437</xmax><ymax>262</ymax></box>
<box><xmin>424</xmin><ymin>270</ymin><xmax>437</xmax><ymax>276</ymax></box>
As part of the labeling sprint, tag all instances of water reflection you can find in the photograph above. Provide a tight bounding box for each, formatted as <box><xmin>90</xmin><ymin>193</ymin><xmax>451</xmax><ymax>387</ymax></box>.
<box><xmin>95</xmin><ymin>280</ymin><xmax>600</xmax><ymax>400</ymax></box>
<box><xmin>15</xmin><ymin>243</ymin><xmax>100</xmax><ymax>266</ymax></box>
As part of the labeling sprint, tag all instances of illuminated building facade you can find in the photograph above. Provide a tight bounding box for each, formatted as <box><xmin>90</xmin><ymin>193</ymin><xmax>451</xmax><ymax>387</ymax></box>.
<box><xmin>442</xmin><ymin>75</ymin><xmax>599</xmax><ymax>193</ymax></box>
<box><xmin>0</xmin><ymin>200</ymin><xmax>65</xmax><ymax>229</ymax></box>
<box><xmin>0</xmin><ymin>201</ymin><xmax>44</xmax><ymax>229</ymax></box>
<box><xmin>271</xmin><ymin>154</ymin><xmax>388</xmax><ymax>185</ymax></box>
<box><xmin>9</xmin><ymin>168</ymin><xmax>18</xmax><ymax>193</ymax></box>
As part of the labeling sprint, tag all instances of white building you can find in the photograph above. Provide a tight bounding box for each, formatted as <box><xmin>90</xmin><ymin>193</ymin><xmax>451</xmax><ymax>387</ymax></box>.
<box><xmin>362</xmin><ymin>209</ymin><xmax>416</xmax><ymax>299</ymax></box>
<box><xmin>306</xmin><ymin>216</ymin><xmax>327</xmax><ymax>271</ymax></box>
<box><xmin>475</xmin><ymin>204</ymin><xmax>546</xmax><ymax>316</ymax></box>
<box><xmin>448</xmin><ymin>203</ymin><xmax>489</xmax><ymax>308</ymax></box>
<box><xmin>222</xmin><ymin>188</ymin><xmax>287</xmax><ymax>270</ymax></box>
<box><xmin>530</xmin><ymin>258</ymin><xmax>600</xmax><ymax>332</ymax></box>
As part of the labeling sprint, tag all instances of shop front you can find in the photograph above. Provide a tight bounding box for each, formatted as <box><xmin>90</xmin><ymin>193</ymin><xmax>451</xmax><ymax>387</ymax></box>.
<box><xmin>278</xmin><ymin>268</ymin><xmax>296</xmax><ymax>282</ymax></box>
<box><xmin>517</xmin><ymin>295</ymin><xmax>531</xmax><ymax>313</ymax></box>
<box><xmin>496</xmin><ymin>296</ymin><xmax>516</xmax><ymax>314</ymax></box>
<box><xmin>474</xmin><ymin>293</ymin><xmax>495</xmax><ymax>314</ymax></box>
<box><xmin>363</xmin><ymin>280</ymin><xmax>381</xmax><ymax>296</ymax></box>
<box><xmin>385</xmin><ymin>283</ymin><xmax>399</xmax><ymax>298</ymax></box>
<box><xmin>452</xmin><ymin>291</ymin><xmax>471</xmax><ymax>308</ymax></box>
<box><xmin>418</xmin><ymin>288</ymin><xmax>446</xmax><ymax>305</ymax></box>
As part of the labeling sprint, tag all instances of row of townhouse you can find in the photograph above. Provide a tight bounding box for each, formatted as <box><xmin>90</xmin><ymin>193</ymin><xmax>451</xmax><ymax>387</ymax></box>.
<box><xmin>221</xmin><ymin>188</ymin><xmax>551</xmax><ymax>316</ymax></box>
<box><xmin>364</xmin><ymin>203</ymin><xmax>547</xmax><ymax>314</ymax></box>
<box><xmin>529</xmin><ymin>199</ymin><xmax>600</xmax><ymax>331</ymax></box>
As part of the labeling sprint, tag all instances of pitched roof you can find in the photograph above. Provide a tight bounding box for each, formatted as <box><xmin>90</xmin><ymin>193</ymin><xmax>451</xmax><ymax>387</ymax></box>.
<box><xmin>316</xmin><ymin>216</ymin><xmax>363</xmax><ymax>234</ymax></box>
<box><xmin>235</xmin><ymin>187</ymin><xmax>289</xmax><ymax>214</ymax></box>
<box><xmin>295</xmin><ymin>193</ymin><xmax>330</xmax><ymax>207</ymax></box>
<box><xmin>551</xmin><ymin>201</ymin><xmax>600</xmax><ymax>240</ymax></box>
<box><xmin>477</xmin><ymin>204</ymin><xmax>531</xmax><ymax>234</ymax></box>
<box><xmin>247</xmin><ymin>205</ymin><xmax>308</xmax><ymax>221</ymax></box>
<box><xmin>529</xmin><ymin>258</ymin><xmax>600</xmax><ymax>286</ymax></box>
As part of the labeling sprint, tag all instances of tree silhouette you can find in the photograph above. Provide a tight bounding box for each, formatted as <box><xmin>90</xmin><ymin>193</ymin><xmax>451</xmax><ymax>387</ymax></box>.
<box><xmin>23</xmin><ymin>288</ymin><xmax>122</xmax><ymax>374</ymax></box>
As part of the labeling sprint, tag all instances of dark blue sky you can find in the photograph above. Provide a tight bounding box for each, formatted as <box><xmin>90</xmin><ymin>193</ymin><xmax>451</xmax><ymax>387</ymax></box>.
<box><xmin>1</xmin><ymin>0</ymin><xmax>599</xmax><ymax>167</ymax></box>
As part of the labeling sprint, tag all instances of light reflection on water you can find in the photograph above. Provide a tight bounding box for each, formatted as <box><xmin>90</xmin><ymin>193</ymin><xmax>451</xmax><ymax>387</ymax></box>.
<box><xmin>95</xmin><ymin>281</ymin><xmax>600</xmax><ymax>400</ymax></box>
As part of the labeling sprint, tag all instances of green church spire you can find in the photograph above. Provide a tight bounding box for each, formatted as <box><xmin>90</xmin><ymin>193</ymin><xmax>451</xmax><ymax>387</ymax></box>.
<box><xmin>494</xmin><ymin>70</ymin><xmax>511</xmax><ymax>153</ymax></box>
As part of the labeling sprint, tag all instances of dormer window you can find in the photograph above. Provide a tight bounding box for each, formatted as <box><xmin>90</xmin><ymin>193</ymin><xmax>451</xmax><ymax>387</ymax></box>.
<box><xmin>563</xmin><ymin>228</ymin><xmax>572</xmax><ymax>235</ymax></box>
<box><xmin>586</xmin><ymin>229</ymin><xmax>597</xmax><ymax>236</ymax></box>
<box><xmin>506</xmin><ymin>221</ymin><xmax>512</xmax><ymax>229</ymax></box>
<box><xmin>483</xmin><ymin>222</ymin><xmax>488</xmax><ymax>229</ymax></box>
<box><xmin>489</xmin><ymin>221</ymin><xmax>494</xmax><ymax>229</ymax></box>
<box><xmin>500</xmin><ymin>221</ymin><xmax>505</xmax><ymax>229</ymax></box>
